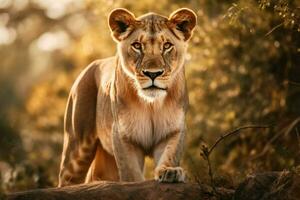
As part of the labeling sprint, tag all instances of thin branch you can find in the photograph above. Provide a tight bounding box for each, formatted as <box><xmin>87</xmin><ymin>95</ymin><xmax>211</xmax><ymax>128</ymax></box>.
<box><xmin>265</xmin><ymin>22</ymin><xmax>284</xmax><ymax>36</ymax></box>
<box><xmin>200</xmin><ymin>144</ymin><xmax>217</xmax><ymax>194</ymax></box>
<box><xmin>206</xmin><ymin>155</ymin><xmax>214</xmax><ymax>189</ymax></box>
<box><xmin>288</xmin><ymin>81</ymin><xmax>300</xmax><ymax>86</ymax></box>
<box><xmin>284</xmin><ymin>118</ymin><xmax>300</xmax><ymax>137</ymax></box>
<box><xmin>200</xmin><ymin>124</ymin><xmax>270</xmax><ymax>194</ymax></box>
<box><xmin>252</xmin><ymin>117</ymin><xmax>300</xmax><ymax>160</ymax></box>
<box><xmin>208</xmin><ymin>125</ymin><xmax>270</xmax><ymax>155</ymax></box>
<box><xmin>296</xmin><ymin>127</ymin><xmax>300</xmax><ymax>150</ymax></box>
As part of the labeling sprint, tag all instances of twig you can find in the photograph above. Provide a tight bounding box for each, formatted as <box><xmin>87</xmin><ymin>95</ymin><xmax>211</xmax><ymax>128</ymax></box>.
<box><xmin>253</xmin><ymin>118</ymin><xmax>300</xmax><ymax>160</ymax></box>
<box><xmin>284</xmin><ymin>118</ymin><xmax>300</xmax><ymax>137</ymax></box>
<box><xmin>296</xmin><ymin>127</ymin><xmax>300</xmax><ymax>150</ymax></box>
<box><xmin>288</xmin><ymin>81</ymin><xmax>300</xmax><ymax>86</ymax></box>
<box><xmin>200</xmin><ymin>125</ymin><xmax>270</xmax><ymax>194</ymax></box>
<box><xmin>208</xmin><ymin>125</ymin><xmax>270</xmax><ymax>155</ymax></box>
<box><xmin>200</xmin><ymin>143</ymin><xmax>216</xmax><ymax>193</ymax></box>
<box><xmin>265</xmin><ymin>22</ymin><xmax>284</xmax><ymax>36</ymax></box>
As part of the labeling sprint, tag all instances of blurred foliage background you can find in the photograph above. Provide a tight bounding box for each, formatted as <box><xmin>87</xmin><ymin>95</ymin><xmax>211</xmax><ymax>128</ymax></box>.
<box><xmin>0</xmin><ymin>0</ymin><xmax>299</xmax><ymax>193</ymax></box>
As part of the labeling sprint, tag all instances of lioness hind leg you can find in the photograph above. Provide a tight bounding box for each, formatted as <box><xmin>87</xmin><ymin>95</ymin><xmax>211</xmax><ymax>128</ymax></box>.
<box><xmin>85</xmin><ymin>144</ymin><xmax>119</xmax><ymax>182</ymax></box>
<box><xmin>59</xmin><ymin>136</ymin><xmax>98</xmax><ymax>186</ymax></box>
<box><xmin>58</xmin><ymin>64</ymin><xmax>99</xmax><ymax>186</ymax></box>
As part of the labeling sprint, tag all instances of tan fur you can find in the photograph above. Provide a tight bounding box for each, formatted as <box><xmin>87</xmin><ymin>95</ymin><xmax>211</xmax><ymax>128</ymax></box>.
<box><xmin>58</xmin><ymin>8</ymin><xmax>196</xmax><ymax>186</ymax></box>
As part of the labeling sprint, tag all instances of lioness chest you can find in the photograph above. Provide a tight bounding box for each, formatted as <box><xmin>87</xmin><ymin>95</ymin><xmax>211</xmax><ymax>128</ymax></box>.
<box><xmin>117</xmin><ymin>101</ymin><xmax>185</xmax><ymax>151</ymax></box>
<box><xmin>97</xmin><ymin>99</ymin><xmax>185</xmax><ymax>154</ymax></box>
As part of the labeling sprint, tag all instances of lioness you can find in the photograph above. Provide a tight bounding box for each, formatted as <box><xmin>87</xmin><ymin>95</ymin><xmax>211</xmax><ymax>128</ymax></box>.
<box><xmin>58</xmin><ymin>8</ymin><xmax>196</xmax><ymax>186</ymax></box>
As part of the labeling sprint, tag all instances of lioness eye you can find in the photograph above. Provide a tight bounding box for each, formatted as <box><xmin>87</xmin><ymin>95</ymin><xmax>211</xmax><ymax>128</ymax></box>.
<box><xmin>132</xmin><ymin>42</ymin><xmax>142</xmax><ymax>50</ymax></box>
<box><xmin>163</xmin><ymin>42</ymin><xmax>173</xmax><ymax>50</ymax></box>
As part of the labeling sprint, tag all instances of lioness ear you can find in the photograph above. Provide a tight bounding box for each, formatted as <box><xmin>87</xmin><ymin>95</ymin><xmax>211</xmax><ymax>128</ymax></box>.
<box><xmin>108</xmin><ymin>8</ymin><xmax>136</xmax><ymax>41</ymax></box>
<box><xmin>168</xmin><ymin>8</ymin><xmax>197</xmax><ymax>41</ymax></box>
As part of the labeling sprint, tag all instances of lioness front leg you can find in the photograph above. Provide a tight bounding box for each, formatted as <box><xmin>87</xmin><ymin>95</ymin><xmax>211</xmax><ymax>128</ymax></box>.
<box><xmin>112</xmin><ymin>126</ymin><xmax>145</xmax><ymax>181</ymax></box>
<box><xmin>154</xmin><ymin>131</ymin><xmax>185</xmax><ymax>183</ymax></box>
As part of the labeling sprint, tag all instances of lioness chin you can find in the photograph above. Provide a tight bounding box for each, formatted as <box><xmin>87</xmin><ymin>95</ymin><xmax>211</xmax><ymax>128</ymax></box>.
<box><xmin>58</xmin><ymin>8</ymin><xmax>196</xmax><ymax>186</ymax></box>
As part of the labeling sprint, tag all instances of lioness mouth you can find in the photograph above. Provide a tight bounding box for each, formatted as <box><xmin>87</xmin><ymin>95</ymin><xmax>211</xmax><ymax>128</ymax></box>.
<box><xmin>143</xmin><ymin>85</ymin><xmax>166</xmax><ymax>90</ymax></box>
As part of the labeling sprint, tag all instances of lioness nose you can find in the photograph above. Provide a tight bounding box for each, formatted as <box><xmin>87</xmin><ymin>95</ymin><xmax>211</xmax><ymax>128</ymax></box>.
<box><xmin>142</xmin><ymin>70</ymin><xmax>164</xmax><ymax>80</ymax></box>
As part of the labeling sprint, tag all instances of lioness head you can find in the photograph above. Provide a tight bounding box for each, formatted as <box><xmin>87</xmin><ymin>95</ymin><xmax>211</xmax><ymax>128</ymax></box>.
<box><xmin>108</xmin><ymin>8</ymin><xmax>196</xmax><ymax>102</ymax></box>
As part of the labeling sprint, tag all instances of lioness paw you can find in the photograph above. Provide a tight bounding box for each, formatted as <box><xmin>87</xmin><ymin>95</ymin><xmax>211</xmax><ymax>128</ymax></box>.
<box><xmin>155</xmin><ymin>166</ymin><xmax>185</xmax><ymax>183</ymax></box>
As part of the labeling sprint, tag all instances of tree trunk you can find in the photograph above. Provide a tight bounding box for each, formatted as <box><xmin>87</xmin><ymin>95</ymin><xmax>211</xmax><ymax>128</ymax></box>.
<box><xmin>6</xmin><ymin>180</ymin><xmax>233</xmax><ymax>200</ymax></box>
<box><xmin>6</xmin><ymin>171</ymin><xmax>300</xmax><ymax>200</ymax></box>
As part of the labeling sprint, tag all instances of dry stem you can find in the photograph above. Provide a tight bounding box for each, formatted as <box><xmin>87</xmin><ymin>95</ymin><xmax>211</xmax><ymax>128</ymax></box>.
<box><xmin>200</xmin><ymin>125</ymin><xmax>270</xmax><ymax>193</ymax></box>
